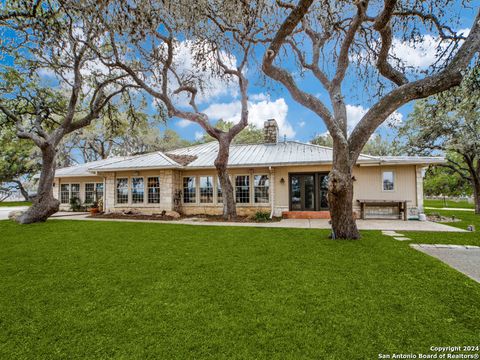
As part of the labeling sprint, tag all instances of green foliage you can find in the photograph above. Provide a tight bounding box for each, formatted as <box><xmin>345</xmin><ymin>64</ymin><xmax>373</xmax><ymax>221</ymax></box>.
<box><xmin>252</xmin><ymin>210</ymin><xmax>270</xmax><ymax>222</ymax></box>
<box><xmin>0</xmin><ymin>220</ymin><xmax>479</xmax><ymax>358</ymax></box>
<box><xmin>311</xmin><ymin>133</ymin><xmax>400</xmax><ymax>156</ymax></box>
<box><xmin>397</xmin><ymin>66</ymin><xmax>480</xmax><ymax>200</ymax></box>
<box><xmin>198</xmin><ymin>119</ymin><xmax>264</xmax><ymax>144</ymax></box>
<box><xmin>69</xmin><ymin>197</ymin><xmax>83</xmax><ymax>212</ymax></box>
<box><xmin>424</xmin><ymin>164</ymin><xmax>472</xmax><ymax>197</ymax></box>
<box><xmin>0</xmin><ymin>121</ymin><xmax>40</xmax><ymax>194</ymax></box>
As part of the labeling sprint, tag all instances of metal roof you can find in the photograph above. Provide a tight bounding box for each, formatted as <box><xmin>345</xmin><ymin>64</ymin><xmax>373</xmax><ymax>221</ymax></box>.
<box><xmin>167</xmin><ymin>141</ymin><xmax>377</xmax><ymax>168</ymax></box>
<box><xmin>89</xmin><ymin>152</ymin><xmax>181</xmax><ymax>172</ymax></box>
<box><xmin>53</xmin><ymin>157</ymin><xmax>133</xmax><ymax>177</ymax></box>
<box><xmin>53</xmin><ymin>141</ymin><xmax>446</xmax><ymax>178</ymax></box>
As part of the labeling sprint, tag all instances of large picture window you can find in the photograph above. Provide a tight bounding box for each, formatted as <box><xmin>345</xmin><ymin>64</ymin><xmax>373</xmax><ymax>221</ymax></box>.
<box><xmin>96</xmin><ymin>183</ymin><xmax>104</xmax><ymax>200</ymax></box>
<box><xmin>132</xmin><ymin>177</ymin><xmax>144</xmax><ymax>204</ymax></box>
<box><xmin>60</xmin><ymin>184</ymin><xmax>70</xmax><ymax>204</ymax></box>
<box><xmin>116</xmin><ymin>178</ymin><xmax>129</xmax><ymax>204</ymax></box>
<box><xmin>85</xmin><ymin>183</ymin><xmax>95</xmax><ymax>204</ymax></box>
<box><xmin>217</xmin><ymin>178</ymin><xmax>223</xmax><ymax>203</ymax></box>
<box><xmin>70</xmin><ymin>184</ymin><xmax>80</xmax><ymax>201</ymax></box>
<box><xmin>148</xmin><ymin>177</ymin><xmax>160</xmax><ymax>204</ymax></box>
<box><xmin>382</xmin><ymin>171</ymin><xmax>395</xmax><ymax>191</ymax></box>
<box><xmin>199</xmin><ymin>176</ymin><xmax>214</xmax><ymax>203</ymax></box>
<box><xmin>235</xmin><ymin>175</ymin><xmax>250</xmax><ymax>203</ymax></box>
<box><xmin>254</xmin><ymin>175</ymin><xmax>269</xmax><ymax>203</ymax></box>
<box><xmin>183</xmin><ymin>177</ymin><xmax>196</xmax><ymax>203</ymax></box>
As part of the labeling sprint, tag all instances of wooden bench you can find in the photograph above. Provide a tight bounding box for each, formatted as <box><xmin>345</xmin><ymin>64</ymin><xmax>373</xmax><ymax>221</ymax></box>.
<box><xmin>357</xmin><ymin>199</ymin><xmax>410</xmax><ymax>221</ymax></box>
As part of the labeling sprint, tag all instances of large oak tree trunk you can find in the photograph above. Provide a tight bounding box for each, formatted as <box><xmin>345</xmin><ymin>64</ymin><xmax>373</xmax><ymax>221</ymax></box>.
<box><xmin>17</xmin><ymin>145</ymin><xmax>59</xmax><ymax>224</ymax></box>
<box><xmin>473</xmin><ymin>179</ymin><xmax>480</xmax><ymax>215</ymax></box>
<box><xmin>327</xmin><ymin>146</ymin><xmax>360</xmax><ymax>239</ymax></box>
<box><xmin>214</xmin><ymin>138</ymin><xmax>237</xmax><ymax>220</ymax></box>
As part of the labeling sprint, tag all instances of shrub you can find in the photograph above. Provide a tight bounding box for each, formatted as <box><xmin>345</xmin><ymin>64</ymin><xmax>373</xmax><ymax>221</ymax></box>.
<box><xmin>253</xmin><ymin>211</ymin><xmax>270</xmax><ymax>222</ymax></box>
<box><xmin>69</xmin><ymin>197</ymin><xmax>83</xmax><ymax>212</ymax></box>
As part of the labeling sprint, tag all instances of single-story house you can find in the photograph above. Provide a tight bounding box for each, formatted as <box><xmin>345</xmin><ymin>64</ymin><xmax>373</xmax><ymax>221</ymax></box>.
<box><xmin>53</xmin><ymin>119</ymin><xmax>444</xmax><ymax>219</ymax></box>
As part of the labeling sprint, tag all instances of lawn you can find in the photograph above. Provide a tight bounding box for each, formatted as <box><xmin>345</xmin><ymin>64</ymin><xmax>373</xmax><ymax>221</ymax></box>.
<box><xmin>404</xmin><ymin>208</ymin><xmax>480</xmax><ymax>246</ymax></box>
<box><xmin>424</xmin><ymin>198</ymin><xmax>475</xmax><ymax>209</ymax></box>
<box><xmin>1</xmin><ymin>220</ymin><xmax>479</xmax><ymax>359</ymax></box>
<box><xmin>0</xmin><ymin>201</ymin><xmax>31</xmax><ymax>207</ymax></box>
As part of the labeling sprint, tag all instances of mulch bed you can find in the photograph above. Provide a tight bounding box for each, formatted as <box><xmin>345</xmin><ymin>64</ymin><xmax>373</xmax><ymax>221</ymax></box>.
<box><xmin>89</xmin><ymin>212</ymin><xmax>282</xmax><ymax>223</ymax></box>
<box><xmin>427</xmin><ymin>213</ymin><xmax>461</xmax><ymax>223</ymax></box>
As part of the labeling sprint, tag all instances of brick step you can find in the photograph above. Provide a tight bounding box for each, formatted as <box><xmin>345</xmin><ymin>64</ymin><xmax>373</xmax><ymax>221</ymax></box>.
<box><xmin>282</xmin><ymin>211</ymin><xmax>331</xmax><ymax>219</ymax></box>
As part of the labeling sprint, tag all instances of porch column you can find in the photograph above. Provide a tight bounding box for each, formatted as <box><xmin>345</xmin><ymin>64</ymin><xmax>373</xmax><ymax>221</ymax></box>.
<box><xmin>269</xmin><ymin>167</ymin><xmax>275</xmax><ymax>217</ymax></box>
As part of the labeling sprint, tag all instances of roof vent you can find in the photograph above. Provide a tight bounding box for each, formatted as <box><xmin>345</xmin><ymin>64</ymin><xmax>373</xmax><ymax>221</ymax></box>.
<box><xmin>263</xmin><ymin>119</ymin><xmax>279</xmax><ymax>144</ymax></box>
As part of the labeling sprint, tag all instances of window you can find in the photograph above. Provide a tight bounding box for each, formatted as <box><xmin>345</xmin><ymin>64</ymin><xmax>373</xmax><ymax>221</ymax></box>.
<box><xmin>60</xmin><ymin>184</ymin><xmax>70</xmax><ymax>204</ymax></box>
<box><xmin>96</xmin><ymin>183</ymin><xmax>104</xmax><ymax>200</ymax></box>
<box><xmin>85</xmin><ymin>183</ymin><xmax>95</xmax><ymax>204</ymax></box>
<box><xmin>383</xmin><ymin>171</ymin><xmax>395</xmax><ymax>191</ymax></box>
<box><xmin>132</xmin><ymin>177</ymin><xmax>144</xmax><ymax>204</ymax></box>
<box><xmin>148</xmin><ymin>177</ymin><xmax>160</xmax><ymax>204</ymax></box>
<box><xmin>254</xmin><ymin>175</ymin><xmax>269</xmax><ymax>203</ymax></box>
<box><xmin>199</xmin><ymin>176</ymin><xmax>214</xmax><ymax>203</ymax></box>
<box><xmin>235</xmin><ymin>175</ymin><xmax>250</xmax><ymax>203</ymax></box>
<box><xmin>70</xmin><ymin>184</ymin><xmax>80</xmax><ymax>201</ymax></box>
<box><xmin>116</xmin><ymin>178</ymin><xmax>129</xmax><ymax>204</ymax></box>
<box><xmin>217</xmin><ymin>178</ymin><xmax>223</xmax><ymax>203</ymax></box>
<box><xmin>183</xmin><ymin>177</ymin><xmax>196</xmax><ymax>203</ymax></box>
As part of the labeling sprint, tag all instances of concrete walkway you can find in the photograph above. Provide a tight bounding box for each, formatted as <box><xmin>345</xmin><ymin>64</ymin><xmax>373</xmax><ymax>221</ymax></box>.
<box><xmin>46</xmin><ymin>212</ymin><xmax>466</xmax><ymax>232</ymax></box>
<box><xmin>425</xmin><ymin>207</ymin><xmax>474</xmax><ymax>212</ymax></box>
<box><xmin>411</xmin><ymin>244</ymin><xmax>480</xmax><ymax>283</ymax></box>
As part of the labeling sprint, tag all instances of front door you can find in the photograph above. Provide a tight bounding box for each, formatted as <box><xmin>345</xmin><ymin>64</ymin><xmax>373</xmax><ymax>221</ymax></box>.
<box><xmin>289</xmin><ymin>173</ymin><xmax>329</xmax><ymax>211</ymax></box>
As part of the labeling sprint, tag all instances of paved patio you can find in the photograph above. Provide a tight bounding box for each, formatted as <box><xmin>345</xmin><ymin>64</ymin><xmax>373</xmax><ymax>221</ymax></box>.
<box><xmin>45</xmin><ymin>211</ymin><xmax>467</xmax><ymax>232</ymax></box>
<box><xmin>411</xmin><ymin>244</ymin><xmax>480</xmax><ymax>283</ymax></box>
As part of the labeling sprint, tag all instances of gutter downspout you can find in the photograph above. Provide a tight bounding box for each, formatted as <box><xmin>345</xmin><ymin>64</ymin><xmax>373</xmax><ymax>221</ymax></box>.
<box><xmin>269</xmin><ymin>166</ymin><xmax>275</xmax><ymax>219</ymax></box>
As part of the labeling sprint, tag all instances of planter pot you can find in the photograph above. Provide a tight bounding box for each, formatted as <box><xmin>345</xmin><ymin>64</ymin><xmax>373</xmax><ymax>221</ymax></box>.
<box><xmin>89</xmin><ymin>208</ymin><xmax>99</xmax><ymax>215</ymax></box>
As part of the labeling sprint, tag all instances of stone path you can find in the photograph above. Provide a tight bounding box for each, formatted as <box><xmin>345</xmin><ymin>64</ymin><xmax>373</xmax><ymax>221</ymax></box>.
<box><xmin>381</xmin><ymin>230</ymin><xmax>411</xmax><ymax>241</ymax></box>
<box><xmin>411</xmin><ymin>244</ymin><xmax>480</xmax><ymax>283</ymax></box>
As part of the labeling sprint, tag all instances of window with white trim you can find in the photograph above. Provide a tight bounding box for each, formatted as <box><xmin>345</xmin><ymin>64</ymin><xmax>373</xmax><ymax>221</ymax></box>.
<box><xmin>217</xmin><ymin>178</ymin><xmax>223</xmax><ymax>203</ymax></box>
<box><xmin>60</xmin><ymin>184</ymin><xmax>70</xmax><ymax>204</ymax></box>
<box><xmin>96</xmin><ymin>183</ymin><xmax>104</xmax><ymax>200</ymax></box>
<box><xmin>199</xmin><ymin>176</ymin><xmax>214</xmax><ymax>203</ymax></box>
<box><xmin>70</xmin><ymin>184</ymin><xmax>80</xmax><ymax>201</ymax></box>
<box><xmin>382</xmin><ymin>171</ymin><xmax>395</xmax><ymax>191</ymax></box>
<box><xmin>116</xmin><ymin>178</ymin><xmax>129</xmax><ymax>204</ymax></box>
<box><xmin>85</xmin><ymin>183</ymin><xmax>95</xmax><ymax>204</ymax></box>
<box><xmin>132</xmin><ymin>177</ymin><xmax>144</xmax><ymax>204</ymax></box>
<box><xmin>235</xmin><ymin>175</ymin><xmax>250</xmax><ymax>203</ymax></box>
<box><xmin>183</xmin><ymin>177</ymin><xmax>196</xmax><ymax>203</ymax></box>
<box><xmin>147</xmin><ymin>177</ymin><xmax>160</xmax><ymax>204</ymax></box>
<box><xmin>254</xmin><ymin>175</ymin><xmax>269</xmax><ymax>203</ymax></box>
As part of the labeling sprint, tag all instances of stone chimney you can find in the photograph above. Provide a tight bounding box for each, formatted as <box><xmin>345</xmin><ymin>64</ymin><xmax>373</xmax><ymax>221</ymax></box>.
<box><xmin>263</xmin><ymin>119</ymin><xmax>279</xmax><ymax>144</ymax></box>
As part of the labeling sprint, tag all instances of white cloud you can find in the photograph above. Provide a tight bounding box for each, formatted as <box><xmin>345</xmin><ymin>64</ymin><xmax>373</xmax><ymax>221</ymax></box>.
<box><xmin>390</xmin><ymin>28</ymin><xmax>470</xmax><ymax>69</ymax></box>
<box><xmin>299</xmin><ymin>121</ymin><xmax>306</xmax><ymax>128</ymax></box>
<box><xmin>203</xmin><ymin>93</ymin><xmax>295</xmax><ymax>138</ymax></box>
<box><xmin>156</xmin><ymin>40</ymin><xmax>238</xmax><ymax>107</ymax></box>
<box><xmin>176</xmin><ymin>119</ymin><xmax>192</xmax><ymax>128</ymax></box>
<box><xmin>194</xmin><ymin>131</ymin><xmax>204</xmax><ymax>141</ymax></box>
<box><xmin>347</xmin><ymin>104</ymin><xmax>403</xmax><ymax>132</ymax></box>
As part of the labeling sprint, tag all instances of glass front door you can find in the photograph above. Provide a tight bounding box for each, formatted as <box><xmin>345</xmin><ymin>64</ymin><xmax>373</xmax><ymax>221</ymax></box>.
<box><xmin>289</xmin><ymin>173</ymin><xmax>329</xmax><ymax>211</ymax></box>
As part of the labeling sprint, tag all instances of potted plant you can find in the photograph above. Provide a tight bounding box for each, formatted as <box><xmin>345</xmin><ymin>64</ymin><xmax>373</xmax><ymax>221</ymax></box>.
<box><xmin>89</xmin><ymin>201</ymin><xmax>99</xmax><ymax>215</ymax></box>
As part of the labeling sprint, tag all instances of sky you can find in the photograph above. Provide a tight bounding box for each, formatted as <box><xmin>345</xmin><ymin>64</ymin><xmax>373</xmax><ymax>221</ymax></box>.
<box><xmin>1</xmin><ymin>2</ymin><xmax>477</xmax><ymax>146</ymax></box>
<box><xmin>155</xmin><ymin>3</ymin><xmax>477</xmax><ymax>144</ymax></box>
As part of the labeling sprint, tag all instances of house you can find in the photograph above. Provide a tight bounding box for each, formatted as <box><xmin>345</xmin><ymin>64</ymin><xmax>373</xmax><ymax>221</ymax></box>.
<box><xmin>53</xmin><ymin>119</ymin><xmax>444</xmax><ymax>219</ymax></box>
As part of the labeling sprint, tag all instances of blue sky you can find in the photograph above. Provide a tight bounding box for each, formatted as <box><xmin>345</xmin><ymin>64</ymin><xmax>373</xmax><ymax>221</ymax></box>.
<box><xmin>158</xmin><ymin>4</ymin><xmax>476</xmax><ymax>144</ymax></box>
<box><xmin>1</xmin><ymin>2</ymin><xmax>476</xmax><ymax>145</ymax></box>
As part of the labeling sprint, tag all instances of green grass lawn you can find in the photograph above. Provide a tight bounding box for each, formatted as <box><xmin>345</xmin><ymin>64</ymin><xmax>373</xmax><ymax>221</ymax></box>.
<box><xmin>424</xmin><ymin>198</ymin><xmax>475</xmax><ymax>209</ymax></box>
<box><xmin>1</xmin><ymin>220</ymin><xmax>479</xmax><ymax>359</ymax></box>
<box><xmin>404</xmin><ymin>208</ymin><xmax>480</xmax><ymax>246</ymax></box>
<box><xmin>0</xmin><ymin>201</ymin><xmax>31</xmax><ymax>207</ymax></box>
